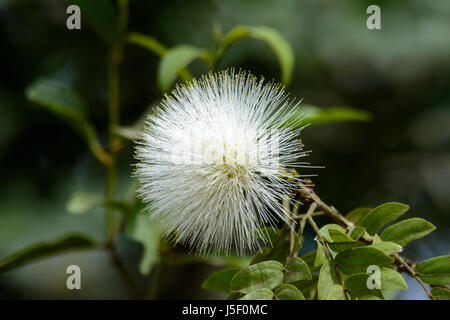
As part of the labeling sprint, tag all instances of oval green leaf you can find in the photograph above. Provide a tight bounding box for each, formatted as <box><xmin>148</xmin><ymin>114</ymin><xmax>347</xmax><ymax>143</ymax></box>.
<box><xmin>231</xmin><ymin>260</ymin><xmax>283</xmax><ymax>294</ymax></box>
<box><xmin>335</xmin><ymin>247</ymin><xmax>394</xmax><ymax>275</ymax></box>
<box><xmin>202</xmin><ymin>268</ymin><xmax>240</xmax><ymax>293</ymax></box>
<box><xmin>361</xmin><ymin>202</ymin><xmax>410</xmax><ymax>235</ymax></box>
<box><xmin>274</xmin><ymin>284</ymin><xmax>305</xmax><ymax>300</ymax></box>
<box><xmin>415</xmin><ymin>255</ymin><xmax>450</xmax><ymax>285</ymax></box>
<box><xmin>380</xmin><ymin>218</ymin><xmax>436</xmax><ymax>246</ymax></box>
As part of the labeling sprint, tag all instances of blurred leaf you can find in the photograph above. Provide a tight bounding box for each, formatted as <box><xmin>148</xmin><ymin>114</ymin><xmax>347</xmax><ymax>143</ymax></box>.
<box><xmin>380</xmin><ymin>218</ymin><xmax>436</xmax><ymax>246</ymax></box>
<box><xmin>0</xmin><ymin>233</ymin><xmax>97</xmax><ymax>273</ymax></box>
<box><xmin>231</xmin><ymin>260</ymin><xmax>283</xmax><ymax>294</ymax></box>
<box><xmin>248</xmin><ymin>26</ymin><xmax>294</xmax><ymax>86</ymax></box>
<box><xmin>127</xmin><ymin>32</ymin><xmax>167</xmax><ymax>56</ymax></box>
<box><xmin>274</xmin><ymin>284</ymin><xmax>305</xmax><ymax>300</ymax></box>
<box><xmin>350</xmin><ymin>226</ymin><xmax>365</xmax><ymax>240</ymax></box>
<box><xmin>300</xmin><ymin>250</ymin><xmax>320</xmax><ymax>272</ymax></box>
<box><xmin>157</xmin><ymin>45</ymin><xmax>206</xmax><ymax>92</ymax></box>
<box><xmin>284</xmin><ymin>257</ymin><xmax>312</xmax><ymax>282</ymax></box>
<box><xmin>327</xmin><ymin>284</ymin><xmax>346</xmax><ymax>300</ymax></box>
<box><xmin>415</xmin><ymin>256</ymin><xmax>450</xmax><ymax>285</ymax></box>
<box><xmin>219</xmin><ymin>25</ymin><xmax>294</xmax><ymax>86</ymax></box>
<box><xmin>289</xmin><ymin>105</ymin><xmax>371</xmax><ymax>128</ymax></box>
<box><xmin>201</xmin><ymin>268</ymin><xmax>240</xmax><ymax>293</ymax></box>
<box><xmin>72</xmin><ymin>0</ymin><xmax>118</xmax><ymax>44</ymax></box>
<box><xmin>252</xmin><ymin>227</ymin><xmax>301</xmax><ymax>264</ymax></box>
<box><xmin>239</xmin><ymin>288</ymin><xmax>273</xmax><ymax>300</ymax></box>
<box><xmin>335</xmin><ymin>247</ymin><xmax>394</xmax><ymax>275</ymax></box>
<box><xmin>66</xmin><ymin>192</ymin><xmax>103</xmax><ymax>215</ymax></box>
<box><xmin>345</xmin><ymin>208</ymin><xmax>372</xmax><ymax>226</ymax></box>
<box><xmin>314</xmin><ymin>242</ymin><xmax>327</xmax><ymax>267</ymax></box>
<box><xmin>25</xmin><ymin>79</ymin><xmax>110</xmax><ymax>165</ymax></box>
<box><xmin>361</xmin><ymin>202</ymin><xmax>410</xmax><ymax>235</ymax></box>
<box><xmin>359</xmin><ymin>295</ymin><xmax>382</xmax><ymax>300</ymax></box>
<box><xmin>256</xmin><ymin>226</ymin><xmax>279</xmax><ymax>245</ymax></box>
<box><xmin>126</xmin><ymin>212</ymin><xmax>161</xmax><ymax>275</ymax></box>
<box><xmin>318</xmin><ymin>260</ymin><xmax>340</xmax><ymax>300</ymax></box>
<box><xmin>431</xmin><ymin>287</ymin><xmax>450</xmax><ymax>300</ymax></box>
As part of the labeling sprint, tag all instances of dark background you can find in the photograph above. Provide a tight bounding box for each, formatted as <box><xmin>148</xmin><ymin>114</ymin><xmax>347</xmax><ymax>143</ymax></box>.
<box><xmin>0</xmin><ymin>0</ymin><xmax>449</xmax><ymax>299</ymax></box>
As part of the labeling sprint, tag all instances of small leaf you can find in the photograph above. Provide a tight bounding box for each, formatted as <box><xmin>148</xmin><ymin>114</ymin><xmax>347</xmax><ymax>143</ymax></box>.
<box><xmin>127</xmin><ymin>32</ymin><xmax>167</xmax><ymax>56</ymax></box>
<box><xmin>314</xmin><ymin>242</ymin><xmax>327</xmax><ymax>267</ymax></box>
<box><xmin>431</xmin><ymin>287</ymin><xmax>450</xmax><ymax>300</ymax></box>
<box><xmin>274</xmin><ymin>284</ymin><xmax>305</xmax><ymax>300</ymax></box>
<box><xmin>346</xmin><ymin>208</ymin><xmax>372</xmax><ymax>226</ymax></box>
<box><xmin>361</xmin><ymin>202</ymin><xmax>410</xmax><ymax>235</ymax></box>
<box><xmin>25</xmin><ymin>79</ymin><xmax>110</xmax><ymax>165</ymax></box>
<box><xmin>0</xmin><ymin>234</ymin><xmax>97</xmax><ymax>273</ymax></box>
<box><xmin>350</xmin><ymin>226</ymin><xmax>365</xmax><ymax>240</ymax></box>
<box><xmin>301</xmin><ymin>105</ymin><xmax>371</xmax><ymax>127</ymax></box>
<box><xmin>369</xmin><ymin>235</ymin><xmax>403</xmax><ymax>255</ymax></box>
<box><xmin>202</xmin><ymin>268</ymin><xmax>240</xmax><ymax>293</ymax></box>
<box><xmin>335</xmin><ymin>247</ymin><xmax>394</xmax><ymax>275</ymax></box>
<box><xmin>318</xmin><ymin>260</ymin><xmax>340</xmax><ymax>300</ymax></box>
<box><xmin>344</xmin><ymin>273</ymin><xmax>384</xmax><ymax>299</ymax></box>
<box><xmin>157</xmin><ymin>45</ymin><xmax>206</xmax><ymax>92</ymax></box>
<box><xmin>319</xmin><ymin>224</ymin><xmax>347</xmax><ymax>242</ymax></box>
<box><xmin>239</xmin><ymin>288</ymin><xmax>273</xmax><ymax>300</ymax></box>
<box><xmin>231</xmin><ymin>260</ymin><xmax>283</xmax><ymax>294</ymax></box>
<box><xmin>415</xmin><ymin>256</ymin><xmax>450</xmax><ymax>285</ymax></box>
<box><xmin>380</xmin><ymin>218</ymin><xmax>436</xmax><ymax>246</ymax></box>
<box><xmin>66</xmin><ymin>192</ymin><xmax>103</xmax><ymax>215</ymax></box>
<box><xmin>300</xmin><ymin>251</ymin><xmax>320</xmax><ymax>272</ymax></box>
<box><xmin>126</xmin><ymin>210</ymin><xmax>161</xmax><ymax>275</ymax></box>
<box><xmin>72</xmin><ymin>0</ymin><xmax>118</xmax><ymax>44</ymax></box>
<box><xmin>284</xmin><ymin>257</ymin><xmax>312</xmax><ymax>283</ymax></box>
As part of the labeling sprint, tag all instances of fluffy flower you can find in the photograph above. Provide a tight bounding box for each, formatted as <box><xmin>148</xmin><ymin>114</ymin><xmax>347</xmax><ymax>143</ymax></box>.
<box><xmin>135</xmin><ymin>70</ymin><xmax>309</xmax><ymax>255</ymax></box>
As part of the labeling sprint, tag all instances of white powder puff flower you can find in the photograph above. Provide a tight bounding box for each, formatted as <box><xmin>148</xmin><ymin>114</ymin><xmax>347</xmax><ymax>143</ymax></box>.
<box><xmin>135</xmin><ymin>70</ymin><xmax>309</xmax><ymax>255</ymax></box>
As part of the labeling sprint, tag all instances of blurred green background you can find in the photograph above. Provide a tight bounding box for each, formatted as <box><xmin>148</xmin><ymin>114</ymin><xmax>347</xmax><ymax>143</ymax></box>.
<box><xmin>0</xmin><ymin>0</ymin><xmax>449</xmax><ymax>299</ymax></box>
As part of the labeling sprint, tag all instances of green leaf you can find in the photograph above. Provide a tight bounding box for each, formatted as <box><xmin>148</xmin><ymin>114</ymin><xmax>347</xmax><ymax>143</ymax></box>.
<box><xmin>431</xmin><ymin>287</ymin><xmax>450</xmax><ymax>300</ymax></box>
<box><xmin>66</xmin><ymin>192</ymin><xmax>103</xmax><ymax>215</ymax></box>
<box><xmin>319</xmin><ymin>224</ymin><xmax>347</xmax><ymax>242</ymax></box>
<box><xmin>284</xmin><ymin>257</ymin><xmax>312</xmax><ymax>282</ymax></box>
<box><xmin>380</xmin><ymin>218</ymin><xmax>436</xmax><ymax>246</ymax></box>
<box><xmin>300</xmin><ymin>250</ymin><xmax>320</xmax><ymax>272</ymax></box>
<box><xmin>72</xmin><ymin>0</ymin><xmax>118</xmax><ymax>44</ymax></box>
<box><xmin>415</xmin><ymin>256</ymin><xmax>450</xmax><ymax>285</ymax></box>
<box><xmin>327</xmin><ymin>229</ymin><xmax>366</xmax><ymax>252</ymax></box>
<box><xmin>369</xmin><ymin>235</ymin><xmax>403</xmax><ymax>255</ymax></box>
<box><xmin>301</xmin><ymin>105</ymin><xmax>371</xmax><ymax>127</ymax></box>
<box><xmin>157</xmin><ymin>45</ymin><xmax>206</xmax><ymax>92</ymax></box>
<box><xmin>350</xmin><ymin>226</ymin><xmax>365</xmax><ymax>240</ymax></box>
<box><xmin>0</xmin><ymin>233</ymin><xmax>97</xmax><ymax>273</ymax></box>
<box><xmin>318</xmin><ymin>260</ymin><xmax>340</xmax><ymax>300</ymax></box>
<box><xmin>327</xmin><ymin>284</ymin><xmax>347</xmax><ymax>300</ymax></box>
<box><xmin>202</xmin><ymin>268</ymin><xmax>240</xmax><ymax>293</ymax></box>
<box><xmin>239</xmin><ymin>288</ymin><xmax>273</xmax><ymax>300</ymax></box>
<box><xmin>248</xmin><ymin>26</ymin><xmax>294</xmax><ymax>86</ymax></box>
<box><xmin>218</xmin><ymin>25</ymin><xmax>294</xmax><ymax>86</ymax></box>
<box><xmin>380</xmin><ymin>267</ymin><xmax>408</xmax><ymax>290</ymax></box>
<box><xmin>335</xmin><ymin>247</ymin><xmax>394</xmax><ymax>275</ymax></box>
<box><xmin>25</xmin><ymin>79</ymin><xmax>110</xmax><ymax>165</ymax></box>
<box><xmin>344</xmin><ymin>273</ymin><xmax>384</xmax><ymax>299</ymax></box>
<box><xmin>314</xmin><ymin>242</ymin><xmax>327</xmax><ymax>267</ymax></box>
<box><xmin>359</xmin><ymin>295</ymin><xmax>382</xmax><ymax>300</ymax></box>
<box><xmin>361</xmin><ymin>202</ymin><xmax>410</xmax><ymax>235</ymax></box>
<box><xmin>256</xmin><ymin>226</ymin><xmax>279</xmax><ymax>245</ymax></box>
<box><xmin>127</xmin><ymin>32</ymin><xmax>167</xmax><ymax>56</ymax></box>
<box><xmin>231</xmin><ymin>260</ymin><xmax>283</xmax><ymax>294</ymax></box>
<box><xmin>253</xmin><ymin>227</ymin><xmax>301</xmax><ymax>264</ymax></box>
<box><xmin>346</xmin><ymin>208</ymin><xmax>372</xmax><ymax>226</ymax></box>
<box><xmin>126</xmin><ymin>211</ymin><xmax>161</xmax><ymax>275</ymax></box>
<box><xmin>274</xmin><ymin>284</ymin><xmax>305</xmax><ymax>300</ymax></box>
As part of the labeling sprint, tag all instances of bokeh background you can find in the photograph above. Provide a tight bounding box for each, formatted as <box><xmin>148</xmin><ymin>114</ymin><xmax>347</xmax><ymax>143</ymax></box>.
<box><xmin>0</xmin><ymin>0</ymin><xmax>449</xmax><ymax>299</ymax></box>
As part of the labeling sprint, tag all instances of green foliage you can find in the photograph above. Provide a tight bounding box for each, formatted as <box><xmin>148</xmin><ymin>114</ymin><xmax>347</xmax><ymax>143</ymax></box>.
<box><xmin>25</xmin><ymin>79</ymin><xmax>110</xmax><ymax>165</ymax></box>
<box><xmin>380</xmin><ymin>218</ymin><xmax>436</xmax><ymax>246</ymax></box>
<box><xmin>0</xmin><ymin>234</ymin><xmax>97</xmax><ymax>273</ymax></box>
<box><xmin>415</xmin><ymin>256</ymin><xmax>450</xmax><ymax>286</ymax></box>
<box><xmin>431</xmin><ymin>287</ymin><xmax>450</xmax><ymax>300</ymax></box>
<box><xmin>335</xmin><ymin>247</ymin><xmax>394</xmax><ymax>275</ymax></box>
<box><xmin>230</xmin><ymin>260</ymin><xmax>284</xmax><ymax>294</ymax></box>
<box><xmin>274</xmin><ymin>284</ymin><xmax>305</xmax><ymax>300</ymax></box>
<box><xmin>239</xmin><ymin>288</ymin><xmax>273</xmax><ymax>300</ymax></box>
<box><xmin>318</xmin><ymin>260</ymin><xmax>342</xmax><ymax>300</ymax></box>
<box><xmin>361</xmin><ymin>202</ymin><xmax>410</xmax><ymax>235</ymax></box>
<box><xmin>201</xmin><ymin>268</ymin><xmax>240</xmax><ymax>293</ymax></box>
<box><xmin>284</xmin><ymin>257</ymin><xmax>312</xmax><ymax>282</ymax></box>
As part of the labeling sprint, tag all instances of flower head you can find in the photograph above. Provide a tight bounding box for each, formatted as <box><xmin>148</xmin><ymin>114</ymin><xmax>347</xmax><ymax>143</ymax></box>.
<box><xmin>135</xmin><ymin>70</ymin><xmax>308</xmax><ymax>255</ymax></box>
